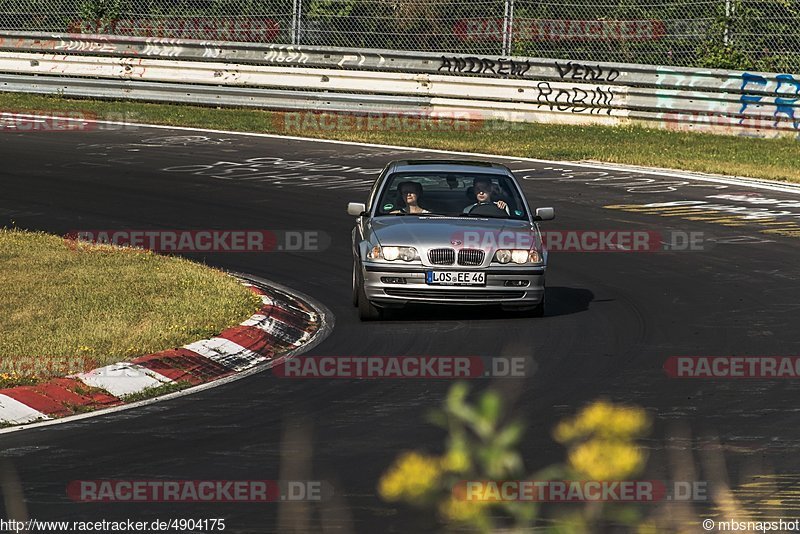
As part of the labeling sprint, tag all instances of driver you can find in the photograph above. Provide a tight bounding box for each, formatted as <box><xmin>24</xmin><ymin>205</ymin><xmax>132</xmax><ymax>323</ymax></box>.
<box><xmin>463</xmin><ymin>177</ymin><xmax>509</xmax><ymax>214</ymax></box>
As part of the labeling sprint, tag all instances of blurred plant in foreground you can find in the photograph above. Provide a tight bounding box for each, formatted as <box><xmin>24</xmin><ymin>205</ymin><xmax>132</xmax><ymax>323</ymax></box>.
<box><xmin>378</xmin><ymin>383</ymin><xmax>652</xmax><ymax>532</ymax></box>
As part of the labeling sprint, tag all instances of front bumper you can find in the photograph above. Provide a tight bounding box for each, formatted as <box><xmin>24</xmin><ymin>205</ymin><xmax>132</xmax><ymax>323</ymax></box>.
<box><xmin>362</xmin><ymin>263</ymin><xmax>545</xmax><ymax>306</ymax></box>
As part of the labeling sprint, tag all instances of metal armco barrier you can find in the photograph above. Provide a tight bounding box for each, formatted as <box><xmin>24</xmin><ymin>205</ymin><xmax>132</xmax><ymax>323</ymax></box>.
<box><xmin>0</xmin><ymin>31</ymin><xmax>797</xmax><ymax>139</ymax></box>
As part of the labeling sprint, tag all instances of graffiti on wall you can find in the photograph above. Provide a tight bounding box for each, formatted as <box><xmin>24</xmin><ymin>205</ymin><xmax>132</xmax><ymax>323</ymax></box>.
<box><xmin>655</xmin><ymin>68</ymin><xmax>800</xmax><ymax>135</ymax></box>
<box><xmin>536</xmin><ymin>82</ymin><xmax>615</xmax><ymax>114</ymax></box>
<box><xmin>53</xmin><ymin>39</ymin><xmax>117</xmax><ymax>53</ymax></box>
<box><xmin>555</xmin><ymin>61</ymin><xmax>621</xmax><ymax>82</ymax></box>
<box><xmin>438</xmin><ymin>56</ymin><xmax>531</xmax><ymax>77</ymax></box>
<box><xmin>740</xmin><ymin>72</ymin><xmax>800</xmax><ymax>129</ymax></box>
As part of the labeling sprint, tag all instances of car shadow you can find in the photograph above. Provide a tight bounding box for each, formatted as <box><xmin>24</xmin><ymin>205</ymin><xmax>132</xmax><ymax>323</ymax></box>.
<box><xmin>379</xmin><ymin>286</ymin><xmax>594</xmax><ymax>321</ymax></box>
<box><xmin>541</xmin><ymin>286</ymin><xmax>594</xmax><ymax>317</ymax></box>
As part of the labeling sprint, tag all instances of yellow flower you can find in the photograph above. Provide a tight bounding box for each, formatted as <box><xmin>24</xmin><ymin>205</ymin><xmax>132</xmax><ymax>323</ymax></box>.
<box><xmin>378</xmin><ymin>451</ymin><xmax>442</xmax><ymax>503</ymax></box>
<box><xmin>568</xmin><ymin>439</ymin><xmax>645</xmax><ymax>480</ymax></box>
<box><xmin>554</xmin><ymin>400</ymin><xmax>649</xmax><ymax>443</ymax></box>
<box><xmin>441</xmin><ymin>448</ymin><xmax>470</xmax><ymax>473</ymax></box>
<box><xmin>439</xmin><ymin>494</ymin><xmax>486</xmax><ymax>523</ymax></box>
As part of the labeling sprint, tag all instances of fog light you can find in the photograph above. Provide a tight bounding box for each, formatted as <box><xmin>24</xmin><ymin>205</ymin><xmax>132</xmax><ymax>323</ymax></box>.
<box><xmin>504</xmin><ymin>280</ymin><xmax>530</xmax><ymax>287</ymax></box>
<box><xmin>381</xmin><ymin>277</ymin><xmax>407</xmax><ymax>284</ymax></box>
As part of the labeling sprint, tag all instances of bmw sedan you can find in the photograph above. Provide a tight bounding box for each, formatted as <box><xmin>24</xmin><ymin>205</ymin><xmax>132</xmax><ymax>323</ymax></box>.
<box><xmin>348</xmin><ymin>159</ymin><xmax>554</xmax><ymax>320</ymax></box>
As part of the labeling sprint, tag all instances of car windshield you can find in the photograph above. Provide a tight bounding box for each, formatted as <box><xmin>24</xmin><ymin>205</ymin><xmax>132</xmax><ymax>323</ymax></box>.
<box><xmin>374</xmin><ymin>172</ymin><xmax>528</xmax><ymax>220</ymax></box>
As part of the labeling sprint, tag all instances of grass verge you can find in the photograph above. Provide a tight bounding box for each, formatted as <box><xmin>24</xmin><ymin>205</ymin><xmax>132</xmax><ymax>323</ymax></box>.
<box><xmin>0</xmin><ymin>229</ymin><xmax>261</xmax><ymax>387</ymax></box>
<box><xmin>119</xmin><ymin>381</ymin><xmax>194</xmax><ymax>403</ymax></box>
<box><xmin>1</xmin><ymin>92</ymin><xmax>799</xmax><ymax>182</ymax></box>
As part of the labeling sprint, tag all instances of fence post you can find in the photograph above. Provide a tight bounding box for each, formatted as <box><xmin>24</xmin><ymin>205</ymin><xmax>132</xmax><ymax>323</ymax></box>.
<box><xmin>502</xmin><ymin>0</ymin><xmax>515</xmax><ymax>55</ymax></box>
<box><xmin>291</xmin><ymin>0</ymin><xmax>302</xmax><ymax>45</ymax></box>
<box><xmin>723</xmin><ymin>0</ymin><xmax>731</xmax><ymax>46</ymax></box>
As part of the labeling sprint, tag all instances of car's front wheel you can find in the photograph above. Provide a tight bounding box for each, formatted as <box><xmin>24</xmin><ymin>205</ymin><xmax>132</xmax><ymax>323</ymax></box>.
<box><xmin>352</xmin><ymin>260</ymin><xmax>359</xmax><ymax>307</ymax></box>
<box><xmin>529</xmin><ymin>293</ymin><xmax>546</xmax><ymax>317</ymax></box>
<box><xmin>357</xmin><ymin>282</ymin><xmax>382</xmax><ymax>321</ymax></box>
<box><xmin>504</xmin><ymin>289</ymin><xmax>546</xmax><ymax>317</ymax></box>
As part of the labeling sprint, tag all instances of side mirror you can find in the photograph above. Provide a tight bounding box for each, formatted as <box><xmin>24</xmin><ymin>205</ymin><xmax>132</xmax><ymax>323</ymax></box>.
<box><xmin>534</xmin><ymin>207</ymin><xmax>555</xmax><ymax>221</ymax></box>
<box><xmin>347</xmin><ymin>202</ymin><xmax>367</xmax><ymax>216</ymax></box>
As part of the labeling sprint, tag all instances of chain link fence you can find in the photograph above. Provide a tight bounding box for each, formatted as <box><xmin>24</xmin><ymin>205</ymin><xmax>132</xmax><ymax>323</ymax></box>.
<box><xmin>0</xmin><ymin>0</ymin><xmax>798</xmax><ymax>70</ymax></box>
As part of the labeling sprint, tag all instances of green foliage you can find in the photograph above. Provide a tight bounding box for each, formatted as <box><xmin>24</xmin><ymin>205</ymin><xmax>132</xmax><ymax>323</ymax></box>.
<box><xmin>77</xmin><ymin>0</ymin><xmax>124</xmax><ymax>33</ymax></box>
<box><xmin>307</xmin><ymin>0</ymin><xmax>357</xmax><ymax>20</ymax></box>
<box><xmin>696</xmin><ymin>41</ymin><xmax>751</xmax><ymax>70</ymax></box>
<box><xmin>379</xmin><ymin>383</ymin><xmax>656</xmax><ymax>532</ymax></box>
<box><xmin>435</xmin><ymin>383</ymin><xmax>526</xmax><ymax>479</ymax></box>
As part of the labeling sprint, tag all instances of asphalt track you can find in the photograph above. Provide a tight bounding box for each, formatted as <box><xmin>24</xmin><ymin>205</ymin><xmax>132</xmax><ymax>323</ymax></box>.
<box><xmin>2</xmin><ymin>124</ymin><xmax>800</xmax><ymax>532</ymax></box>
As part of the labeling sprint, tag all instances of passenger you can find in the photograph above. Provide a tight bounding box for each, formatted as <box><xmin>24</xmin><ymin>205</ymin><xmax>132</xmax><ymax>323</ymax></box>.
<box><xmin>392</xmin><ymin>181</ymin><xmax>430</xmax><ymax>214</ymax></box>
<box><xmin>463</xmin><ymin>177</ymin><xmax>509</xmax><ymax>214</ymax></box>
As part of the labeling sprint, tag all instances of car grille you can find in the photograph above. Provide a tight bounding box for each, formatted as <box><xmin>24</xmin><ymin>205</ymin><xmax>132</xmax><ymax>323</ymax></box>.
<box><xmin>458</xmin><ymin>249</ymin><xmax>485</xmax><ymax>266</ymax></box>
<box><xmin>428</xmin><ymin>248</ymin><xmax>486</xmax><ymax>266</ymax></box>
<box><xmin>428</xmin><ymin>248</ymin><xmax>455</xmax><ymax>265</ymax></box>
<box><xmin>384</xmin><ymin>288</ymin><xmax>525</xmax><ymax>300</ymax></box>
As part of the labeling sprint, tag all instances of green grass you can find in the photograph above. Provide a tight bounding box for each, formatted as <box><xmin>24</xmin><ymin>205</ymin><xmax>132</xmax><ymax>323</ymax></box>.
<box><xmin>1</xmin><ymin>92</ymin><xmax>799</xmax><ymax>182</ymax></box>
<box><xmin>0</xmin><ymin>229</ymin><xmax>261</xmax><ymax>386</ymax></box>
<box><xmin>119</xmin><ymin>381</ymin><xmax>193</xmax><ymax>403</ymax></box>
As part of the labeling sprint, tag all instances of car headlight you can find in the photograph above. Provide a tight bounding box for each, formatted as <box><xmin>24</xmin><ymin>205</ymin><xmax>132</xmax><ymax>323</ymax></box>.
<box><xmin>495</xmin><ymin>249</ymin><xmax>542</xmax><ymax>264</ymax></box>
<box><xmin>494</xmin><ymin>249</ymin><xmax>512</xmax><ymax>263</ymax></box>
<box><xmin>383</xmin><ymin>246</ymin><xmax>400</xmax><ymax>261</ymax></box>
<box><xmin>398</xmin><ymin>247</ymin><xmax>418</xmax><ymax>261</ymax></box>
<box><xmin>511</xmin><ymin>250</ymin><xmax>528</xmax><ymax>264</ymax></box>
<box><xmin>370</xmin><ymin>246</ymin><xmax>418</xmax><ymax>262</ymax></box>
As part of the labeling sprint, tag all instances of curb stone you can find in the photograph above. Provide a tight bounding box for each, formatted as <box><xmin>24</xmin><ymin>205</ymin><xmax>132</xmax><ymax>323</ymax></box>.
<box><xmin>0</xmin><ymin>275</ymin><xmax>325</xmax><ymax>428</ymax></box>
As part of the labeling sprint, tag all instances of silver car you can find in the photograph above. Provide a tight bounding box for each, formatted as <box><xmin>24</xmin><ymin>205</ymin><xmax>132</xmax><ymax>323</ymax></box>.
<box><xmin>348</xmin><ymin>159</ymin><xmax>554</xmax><ymax>320</ymax></box>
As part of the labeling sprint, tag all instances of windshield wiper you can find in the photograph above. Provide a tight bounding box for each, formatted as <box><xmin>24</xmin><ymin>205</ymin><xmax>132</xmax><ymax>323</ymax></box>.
<box><xmin>389</xmin><ymin>212</ymin><xmax>447</xmax><ymax>217</ymax></box>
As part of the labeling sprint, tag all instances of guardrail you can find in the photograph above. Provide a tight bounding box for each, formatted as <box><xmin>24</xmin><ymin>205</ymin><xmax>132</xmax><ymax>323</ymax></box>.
<box><xmin>0</xmin><ymin>30</ymin><xmax>797</xmax><ymax>139</ymax></box>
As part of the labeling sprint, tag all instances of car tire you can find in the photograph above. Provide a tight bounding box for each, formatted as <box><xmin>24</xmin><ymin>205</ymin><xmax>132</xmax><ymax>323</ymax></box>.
<box><xmin>357</xmin><ymin>282</ymin><xmax>382</xmax><ymax>321</ymax></box>
<box><xmin>352</xmin><ymin>260</ymin><xmax>359</xmax><ymax>307</ymax></box>
<box><xmin>504</xmin><ymin>290</ymin><xmax>546</xmax><ymax>317</ymax></box>
<box><xmin>530</xmin><ymin>294</ymin><xmax>546</xmax><ymax>317</ymax></box>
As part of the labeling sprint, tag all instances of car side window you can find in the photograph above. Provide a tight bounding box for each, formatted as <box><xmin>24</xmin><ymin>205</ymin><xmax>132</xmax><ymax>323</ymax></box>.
<box><xmin>365</xmin><ymin>168</ymin><xmax>388</xmax><ymax>213</ymax></box>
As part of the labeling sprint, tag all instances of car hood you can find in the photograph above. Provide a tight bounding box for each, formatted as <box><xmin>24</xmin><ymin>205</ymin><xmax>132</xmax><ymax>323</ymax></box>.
<box><xmin>369</xmin><ymin>216</ymin><xmax>535</xmax><ymax>247</ymax></box>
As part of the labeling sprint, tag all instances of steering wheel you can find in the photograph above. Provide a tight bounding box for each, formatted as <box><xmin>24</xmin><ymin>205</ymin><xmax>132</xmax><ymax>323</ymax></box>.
<box><xmin>467</xmin><ymin>202</ymin><xmax>506</xmax><ymax>217</ymax></box>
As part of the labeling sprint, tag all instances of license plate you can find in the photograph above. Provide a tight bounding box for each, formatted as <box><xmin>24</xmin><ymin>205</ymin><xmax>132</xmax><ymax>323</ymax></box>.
<box><xmin>426</xmin><ymin>271</ymin><xmax>486</xmax><ymax>286</ymax></box>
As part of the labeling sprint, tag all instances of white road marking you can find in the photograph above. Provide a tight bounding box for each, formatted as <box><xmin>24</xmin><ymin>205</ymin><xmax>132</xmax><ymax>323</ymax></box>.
<box><xmin>8</xmin><ymin>113</ymin><xmax>800</xmax><ymax>196</ymax></box>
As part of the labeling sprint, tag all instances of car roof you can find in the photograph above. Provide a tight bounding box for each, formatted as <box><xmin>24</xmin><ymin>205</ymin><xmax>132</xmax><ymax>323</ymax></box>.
<box><xmin>387</xmin><ymin>159</ymin><xmax>512</xmax><ymax>175</ymax></box>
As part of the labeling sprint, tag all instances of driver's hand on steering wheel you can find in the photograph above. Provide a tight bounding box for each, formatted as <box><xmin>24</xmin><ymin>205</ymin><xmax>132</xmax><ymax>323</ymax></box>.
<box><xmin>496</xmin><ymin>200</ymin><xmax>507</xmax><ymax>210</ymax></box>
